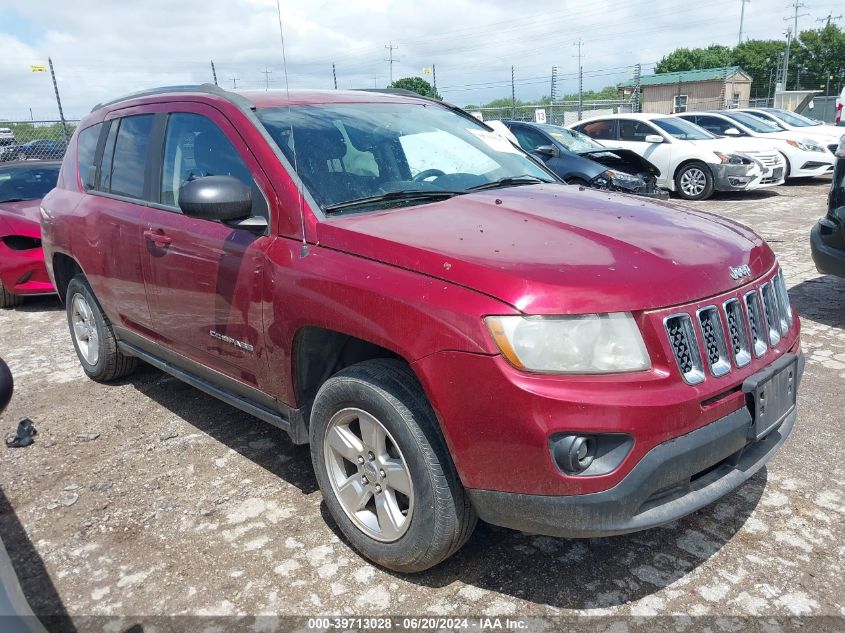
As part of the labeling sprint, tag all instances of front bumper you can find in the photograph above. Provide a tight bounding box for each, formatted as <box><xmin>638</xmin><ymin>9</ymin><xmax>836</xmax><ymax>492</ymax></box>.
<box><xmin>712</xmin><ymin>162</ymin><xmax>762</xmax><ymax>192</ymax></box>
<box><xmin>468</xmin><ymin>352</ymin><xmax>803</xmax><ymax>538</ymax></box>
<box><xmin>811</xmin><ymin>220</ymin><xmax>845</xmax><ymax>278</ymax></box>
<box><xmin>0</xmin><ymin>242</ymin><xmax>53</xmax><ymax>296</ymax></box>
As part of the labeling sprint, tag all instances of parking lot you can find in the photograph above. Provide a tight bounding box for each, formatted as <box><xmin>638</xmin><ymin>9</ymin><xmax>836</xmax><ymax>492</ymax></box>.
<box><xmin>1</xmin><ymin>178</ymin><xmax>843</xmax><ymax>628</ymax></box>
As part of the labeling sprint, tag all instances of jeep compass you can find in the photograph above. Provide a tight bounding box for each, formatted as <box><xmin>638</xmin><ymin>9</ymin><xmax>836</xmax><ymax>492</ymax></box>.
<box><xmin>41</xmin><ymin>85</ymin><xmax>802</xmax><ymax>572</ymax></box>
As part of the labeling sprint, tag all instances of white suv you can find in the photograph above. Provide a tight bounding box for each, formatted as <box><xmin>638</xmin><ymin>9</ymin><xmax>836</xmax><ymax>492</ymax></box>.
<box><xmin>569</xmin><ymin>113</ymin><xmax>778</xmax><ymax>200</ymax></box>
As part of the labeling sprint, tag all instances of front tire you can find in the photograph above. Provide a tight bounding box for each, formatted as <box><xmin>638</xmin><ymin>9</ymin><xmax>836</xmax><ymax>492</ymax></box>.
<box><xmin>310</xmin><ymin>359</ymin><xmax>476</xmax><ymax>572</ymax></box>
<box><xmin>674</xmin><ymin>161</ymin><xmax>714</xmax><ymax>200</ymax></box>
<box><xmin>66</xmin><ymin>275</ymin><xmax>137</xmax><ymax>382</ymax></box>
<box><xmin>0</xmin><ymin>280</ymin><xmax>23</xmax><ymax>308</ymax></box>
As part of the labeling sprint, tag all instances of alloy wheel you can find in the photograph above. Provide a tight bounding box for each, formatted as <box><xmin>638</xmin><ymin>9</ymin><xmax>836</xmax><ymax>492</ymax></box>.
<box><xmin>680</xmin><ymin>167</ymin><xmax>706</xmax><ymax>197</ymax></box>
<box><xmin>323</xmin><ymin>407</ymin><xmax>414</xmax><ymax>542</ymax></box>
<box><xmin>71</xmin><ymin>294</ymin><xmax>100</xmax><ymax>365</ymax></box>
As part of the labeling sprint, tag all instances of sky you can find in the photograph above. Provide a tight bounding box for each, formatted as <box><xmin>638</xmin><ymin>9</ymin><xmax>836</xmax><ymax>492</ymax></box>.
<box><xmin>0</xmin><ymin>0</ymin><xmax>843</xmax><ymax>121</ymax></box>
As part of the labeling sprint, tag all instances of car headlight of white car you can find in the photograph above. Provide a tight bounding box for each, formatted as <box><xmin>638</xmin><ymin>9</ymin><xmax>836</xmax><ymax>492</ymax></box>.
<box><xmin>714</xmin><ymin>151</ymin><xmax>752</xmax><ymax>165</ymax></box>
<box><xmin>786</xmin><ymin>139</ymin><xmax>826</xmax><ymax>152</ymax></box>
<box><xmin>485</xmin><ymin>312</ymin><xmax>651</xmax><ymax>374</ymax></box>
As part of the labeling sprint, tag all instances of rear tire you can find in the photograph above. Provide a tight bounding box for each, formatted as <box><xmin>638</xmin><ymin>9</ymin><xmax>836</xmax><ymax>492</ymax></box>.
<box><xmin>66</xmin><ymin>275</ymin><xmax>137</xmax><ymax>382</ymax></box>
<box><xmin>674</xmin><ymin>161</ymin><xmax>714</xmax><ymax>200</ymax></box>
<box><xmin>0</xmin><ymin>281</ymin><xmax>23</xmax><ymax>308</ymax></box>
<box><xmin>310</xmin><ymin>359</ymin><xmax>476</xmax><ymax>572</ymax></box>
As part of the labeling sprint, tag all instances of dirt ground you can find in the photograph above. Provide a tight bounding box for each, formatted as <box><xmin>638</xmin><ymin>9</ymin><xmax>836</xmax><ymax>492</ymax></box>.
<box><xmin>1</xmin><ymin>178</ymin><xmax>843</xmax><ymax>631</ymax></box>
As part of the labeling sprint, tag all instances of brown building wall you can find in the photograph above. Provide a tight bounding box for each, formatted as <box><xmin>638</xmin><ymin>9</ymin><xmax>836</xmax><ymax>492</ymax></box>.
<box><xmin>641</xmin><ymin>78</ymin><xmax>752</xmax><ymax>114</ymax></box>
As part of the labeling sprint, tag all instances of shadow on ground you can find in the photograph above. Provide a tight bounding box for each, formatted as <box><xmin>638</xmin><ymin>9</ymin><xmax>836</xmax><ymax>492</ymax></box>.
<box><xmin>0</xmin><ymin>487</ymin><xmax>75</xmax><ymax>632</ymax></box>
<box><xmin>318</xmin><ymin>468</ymin><xmax>765</xmax><ymax>610</ymax></box>
<box><xmin>9</xmin><ymin>295</ymin><xmax>62</xmax><ymax>314</ymax></box>
<box><xmin>127</xmin><ymin>366</ymin><xmax>317</xmax><ymax>495</ymax></box>
<box><xmin>789</xmin><ymin>275</ymin><xmax>845</xmax><ymax>329</ymax></box>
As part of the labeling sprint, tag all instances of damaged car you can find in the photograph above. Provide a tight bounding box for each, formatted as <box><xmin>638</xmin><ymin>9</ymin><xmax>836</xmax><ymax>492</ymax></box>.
<box><xmin>504</xmin><ymin>120</ymin><xmax>667</xmax><ymax>198</ymax></box>
<box><xmin>570</xmin><ymin>113</ymin><xmax>781</xmax><ymax>200</ymax></box>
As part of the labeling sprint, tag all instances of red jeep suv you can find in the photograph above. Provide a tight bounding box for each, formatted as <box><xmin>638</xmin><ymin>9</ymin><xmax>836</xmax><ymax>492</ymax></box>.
<box><xmin>41</xmin><ymin>85</ymin><xmax>802</xmax><ymax>572</ymax></box>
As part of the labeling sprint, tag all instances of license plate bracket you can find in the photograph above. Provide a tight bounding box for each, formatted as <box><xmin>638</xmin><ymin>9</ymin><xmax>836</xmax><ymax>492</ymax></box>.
<box><xmin>772</xmin><ymin>166</ymin><xmax>784</xmax><ymax>180</ymax></box>
<box><xmin>743</xmin><ymin>355</ymin><xmax>797</xmax><ymax>441</ymax></box>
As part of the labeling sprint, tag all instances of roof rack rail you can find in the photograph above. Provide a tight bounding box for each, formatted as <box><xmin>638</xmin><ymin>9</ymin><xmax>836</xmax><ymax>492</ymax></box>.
<box><xmin>91</xmin><ymin>83</ymin><xmax>246</xmax><ymax>113</ymax></box>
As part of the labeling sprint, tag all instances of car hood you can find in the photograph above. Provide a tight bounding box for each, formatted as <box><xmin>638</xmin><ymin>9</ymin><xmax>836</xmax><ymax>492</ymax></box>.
<box><xmin>316</xmin><ymin>184</ymin><xmax>774</xmax><ymax>314</ymax></box>
<box><xmin>574</xmin><ymin>147</ymin><xmax>661</xmax><ymax>176</ymax></box>
<box><xmin>0</xmin><ymin>199</ymin><xmax>42</xmax><ymax>225</ymax></box>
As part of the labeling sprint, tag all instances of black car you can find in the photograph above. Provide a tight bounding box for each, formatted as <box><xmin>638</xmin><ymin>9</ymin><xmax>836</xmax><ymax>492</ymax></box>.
<box><xmin>0</xmin><ymin>140</ymin><xmax>67</xmax><ymax>163</ymax></box>
<box><xmin>503</xmin><ymin>120</ymin><xmax>667</xmax><ymax>198</ymax></box>
<box><xmin>811</xmin><ymin>136</ymin><xmax>845</xmax><ymax>278</ymax></box>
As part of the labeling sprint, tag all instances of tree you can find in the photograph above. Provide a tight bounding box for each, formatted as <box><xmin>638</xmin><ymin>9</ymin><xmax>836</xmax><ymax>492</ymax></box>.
<box><xmin>388</xmin><ymin>77</ymin><xmax>441</xmax><ymax>100</ymax></box>
<box><xmin>732</xmin><ymin>39</ymin><xmax>786</xmax><ymax>98</ymax></box>
<box><xmin>655</xmin><ymin>45</ymin><xmax>733</xmax><ymax>73</ymax></box>
<box><xmin>793</xmin><ymin>24</ymin><xmax>845</xmax><ymax>92</ymax></box>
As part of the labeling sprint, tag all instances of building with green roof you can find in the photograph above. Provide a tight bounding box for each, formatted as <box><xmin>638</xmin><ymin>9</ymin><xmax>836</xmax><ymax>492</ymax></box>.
<box><xmin>619</xmin><ymin>66</ymin><xmax>753</xmax><ymax>114</ymax></box>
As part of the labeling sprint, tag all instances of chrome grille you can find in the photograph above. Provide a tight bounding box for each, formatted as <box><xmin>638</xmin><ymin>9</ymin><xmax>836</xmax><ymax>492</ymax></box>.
<box><xmin>697</xmin><ymin>306</ymin><xmax>731</xmax><ymax>376</ymax></box>
<box><xmin>773</xmin><ymin>270</ymin><xmax>793</xmax><ymax>332</ymax></box>
<box><xmin>760</xmin><ymin>283</ymin><xmax>781</xmax><ymax>346</ymax></box>
<box><xmin>723</xmin><ymin>299</ymin><xmax>751</xmax><ymax>367</ymax></box>
<box><xmin>744</xmin><ymin>290</ymin><xmax>768</xmax><ymax>357</ymax></box>
<box><xmin>664</xmin><ymin>314</ymin><xmax>704</xmax><ymax>385</ymax></box>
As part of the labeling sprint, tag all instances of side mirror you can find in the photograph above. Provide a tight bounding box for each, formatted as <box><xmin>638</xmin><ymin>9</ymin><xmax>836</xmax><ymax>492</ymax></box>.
<box><xmin>179</xmin><ymin>176</ymin><xmax>252</xmax><ymax>221</ymax></box>
<box><xmin>532</xmin><ymin>144</ymin><xmax>560</xmax><ymax>158</ymax></box>
<box><xmin>644</xmin><ymin>134</ymin><xmax>665</xmax><ymax>144</ymax></box>
<box><xmin>724</xmin><ymin>127</ymin><xmax>742</xmax><ymax>136</ymax></box>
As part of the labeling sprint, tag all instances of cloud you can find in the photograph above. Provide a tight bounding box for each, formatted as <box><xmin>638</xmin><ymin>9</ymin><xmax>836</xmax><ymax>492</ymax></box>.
<box><xmin>0</xmin><ymin>0</ymin><xmax>832</xmax><ymax>121</ymax></box>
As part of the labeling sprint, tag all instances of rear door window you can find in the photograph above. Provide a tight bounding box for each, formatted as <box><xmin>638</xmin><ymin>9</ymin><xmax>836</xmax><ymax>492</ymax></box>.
<box><xmin>108</xmin><ymin>114</ymin><xmax>154</xmax><ymax>200</ymax></box>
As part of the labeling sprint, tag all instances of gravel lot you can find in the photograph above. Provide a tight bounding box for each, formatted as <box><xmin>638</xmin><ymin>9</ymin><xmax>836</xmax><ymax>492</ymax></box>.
<box><xmin>1</xmin><ymin>178</ymin><xmax>843</xmax><ymax>631</ymax></box>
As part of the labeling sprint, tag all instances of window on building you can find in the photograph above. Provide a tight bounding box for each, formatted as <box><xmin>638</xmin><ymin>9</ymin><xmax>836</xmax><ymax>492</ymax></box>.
<box><xmin>673</xmin><ymin>95</ymin><xmax>689</xmax><ymax>113</ymax></box>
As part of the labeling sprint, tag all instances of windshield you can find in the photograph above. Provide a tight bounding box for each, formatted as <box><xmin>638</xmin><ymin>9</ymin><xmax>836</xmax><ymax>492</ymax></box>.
<box><xmin>257</xmin><ymin>103</ymin><xmax>553</xmax><ymax>211</ymax></box>
<box><xmin>768</xmin><ymin>108</ymin><xmax>822</xmax><ymax>127</ymax></box>
<box><xmin>0</xmin><ymin>163</ymin><xmax>60</xmax><ymax>202</ymax></box>
<box><xmin>652</xmin><ymin>117</ymin><xmax>715</xmax><ymax>140</ymax></box>
<box><xmin>541</xmin><ymin>125</ymin><xmax>604</xmax><ymax>151</ymax></box>
<box><xmin>723</xmin><ymin>111</ymin><xmax>782</xmax><ymax>133</ymax></box>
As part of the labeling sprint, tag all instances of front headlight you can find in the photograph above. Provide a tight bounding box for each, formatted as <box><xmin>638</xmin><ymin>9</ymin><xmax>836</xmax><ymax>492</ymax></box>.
<box><xmin>485</xmin><ymin>312</ymin><xmax>651</xmax><ymax>374</ymax></box>
<box><xmin>786</xmin><ymin>139</ymin><xmax>825</xmax><ymax>152</ymax></box>
<box><xmin>604</xmin><ymin>169</ymin><xmax>644</xmax><ymax>188</ymax></box>
<box><xmin>714</xmin><ymin>151</ymin><xmax>750</xmax><ymax>165</ymax></box>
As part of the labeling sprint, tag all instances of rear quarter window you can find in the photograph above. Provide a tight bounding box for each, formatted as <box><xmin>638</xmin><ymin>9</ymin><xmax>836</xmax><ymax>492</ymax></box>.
<box><xmin>77</xmin><ymin>123</ymin><xmax>102</xmax><ymax>189</ymax></box>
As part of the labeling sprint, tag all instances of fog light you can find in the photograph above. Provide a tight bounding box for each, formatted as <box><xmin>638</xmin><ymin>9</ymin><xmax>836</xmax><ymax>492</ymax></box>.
<box><xmin>553</xmin><ymin>435</ymin><xmax>596</xmax><ymax>474</ymax></box>
<box><xmin>550</xmin><ymin>432</ymin><xmax>634</xmax><ymax>477</ymax></box>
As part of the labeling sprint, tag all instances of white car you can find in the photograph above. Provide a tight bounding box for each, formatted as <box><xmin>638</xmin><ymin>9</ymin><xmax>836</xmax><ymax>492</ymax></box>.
<box><xmin>683</xmin><ymin>110</ymin><xmax>835</xmax><ymax>179</ymax></box>
<box><xmin>568</xmin><ymin>113</ymin><xmax>779</xmax><ymax>200</ymax></box>
<box><xmin>0</xmin><ymin>128</ymin><xmax>15</xmax><ymax>147</ymax></box>
<box><xmin>737</xmin><ymin>107</ymin><xmax>842</xmax><ymax>154</ymax></box>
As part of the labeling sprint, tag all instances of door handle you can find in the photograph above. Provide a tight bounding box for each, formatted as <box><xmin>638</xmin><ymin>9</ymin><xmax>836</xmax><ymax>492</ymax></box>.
<box><xmin>144</xmin><ymin>229</ymin><xmax>172</xmax><ymax>247</ymax></box>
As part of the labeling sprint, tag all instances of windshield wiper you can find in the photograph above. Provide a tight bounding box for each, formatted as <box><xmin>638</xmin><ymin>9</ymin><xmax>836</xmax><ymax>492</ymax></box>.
<box><xmin>466</xmin><ymin>176</ymin><xmax>551</xmax><ymax>192</ymax></box>
<box><xmin>0</xmin><ymin>198</ymin><xmax>27</xmax><ymax>203</ymax></box>
<box><xmin>323</xmin><ymin>189</ymin><xmax>463</xmax><ymax>214</ymax></box>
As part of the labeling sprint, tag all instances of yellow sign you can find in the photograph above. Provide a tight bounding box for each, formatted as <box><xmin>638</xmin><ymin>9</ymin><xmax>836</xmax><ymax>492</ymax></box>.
<box><xmin>422</xmin><ymin>67</ymin><xmax>431</xmax><ymax>75</ymax></box>
<box><xmin>30</xmin><ymin>65</ymin><xmax>47</xmax><ymax>72</ymax></box>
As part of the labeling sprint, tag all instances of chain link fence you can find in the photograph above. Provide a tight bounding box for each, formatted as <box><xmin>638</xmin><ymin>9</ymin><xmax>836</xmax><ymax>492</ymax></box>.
<box><xmin>0</xmin><ymin>121</ymin><xmax>78</xmax><ymax>163</ymax></box>
<box><xmin>470</xmin><ymin>100</ymin><xmax>634</xmax><ymax>126</ymax></box>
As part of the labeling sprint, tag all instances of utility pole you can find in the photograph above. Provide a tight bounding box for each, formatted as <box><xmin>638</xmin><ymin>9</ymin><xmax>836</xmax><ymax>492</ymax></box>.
<box><xmin>372</xmin><ymin>75</ymin><xmax>377</xmax><ymax>88</ymax></box>
<box><xmin>550</xmin><ymin>66</ymin><xmax>558</xmax><ymax>124</ymax></box>
<box><xmin>384</xmin><ymin>42</ymin><xmax>399</xmax><ymax>85</ymax></box>
<box><xmin>574</xmin><ymin>39</ymin><xmax>584</xmax><ymax>120</ymax></box>
<box><xmin>210</xmin><ymin>60</ymin><xmax>218</xmax><ymax>86</ymax></box>
<box><xmin>47</xmin><ymin>57</ymin><xmax>68</xmax><ymax>142</ymax></box>
<box><xmin>787</xmin><ymin>1</ymin><xmax>808</xmax><ymax>35</ymax></box>
<box><xmin>511</xmin><ymin>66</ymin><xmax>516</xmax><ymax>118</ymax></box>
<box><xmin>816</xmin><ymin>13</ymin><xmax>843</xmax><ymax>27</ymax></box>
<box><xmin>631</xmin><ymin>63</ymin><xmax>642</xmax><ymax>113</ymax></box>
<box><xmin>432</xmin><ymin>64</ymin><xmax>437</xmax><ymax>96</ymax></box>
<box><xmin>332</xmin><ymin>63</ymin><xmax>337</xmax><ymax>89</ymax></box>
<box><xmin>738</xmin><ymin>0</ymin><xmax>751</xmax><ymax>45</ymax></box>
<box><xmin>230</xmin><ymin>76</ymin><xmax>239</xmax><ymax>89</ymax></box>
<box><xmin>262</xmin><ymin>67</ymin><xmax>273</xmax><ymax>90</ymax></box>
